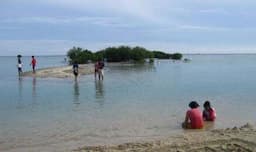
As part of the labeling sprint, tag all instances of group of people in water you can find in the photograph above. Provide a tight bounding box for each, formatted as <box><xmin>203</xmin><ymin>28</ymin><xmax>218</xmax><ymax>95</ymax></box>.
<box><xmin>17</xmin><ymin>55</ymin><xmax>215</xmax><ymax>130</ymax></box>
<box><xmin>72</xmin><ymin>60</ymin><xmax>105</xmax><ymax>80</ymax></box>
<box><xmin>183</xmin><ymin>100</ymin><xmax>216</xmax><ymax>129</ymax></box>
<box><xmin>17</xmin><ymin>55</ymin><xmax>37</xmax><ymax>76</ymax></box>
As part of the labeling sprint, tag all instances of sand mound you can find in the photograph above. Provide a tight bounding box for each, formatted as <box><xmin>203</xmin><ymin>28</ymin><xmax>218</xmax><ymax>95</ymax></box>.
<box><xmin>22</xmin><ymin>64</ymin><xmax>94</xmax><ymax>78</ymax></box>
<box><xmin>74</xmin><ymin>124</ymin><xmax>256</xmax><ymax>152</ymax></box>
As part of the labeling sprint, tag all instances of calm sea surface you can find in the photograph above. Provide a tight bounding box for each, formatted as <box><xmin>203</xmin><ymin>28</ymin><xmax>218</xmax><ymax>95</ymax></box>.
<box><xmin>0</xmin><ymin>55</ymin><xmax>256</xmax><ymax>151</ymax></box>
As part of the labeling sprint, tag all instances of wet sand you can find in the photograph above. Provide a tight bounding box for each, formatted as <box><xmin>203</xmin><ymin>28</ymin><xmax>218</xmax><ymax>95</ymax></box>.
<box><xmin>74</xmin><ymin>123</ymin><xmax>256</xmax><ymax>152</ymax></box>
<box><xmin>21</xmin><ymin>64</ymin><xmax>94</xmax><ymax>78</ymax></box>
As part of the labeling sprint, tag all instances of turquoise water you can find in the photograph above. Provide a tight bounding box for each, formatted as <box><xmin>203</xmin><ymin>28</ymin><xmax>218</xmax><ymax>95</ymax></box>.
<box><xmin>0</xmin><ymin>55</ymin><xmax>256</xmax><ymax>151</ymax></box>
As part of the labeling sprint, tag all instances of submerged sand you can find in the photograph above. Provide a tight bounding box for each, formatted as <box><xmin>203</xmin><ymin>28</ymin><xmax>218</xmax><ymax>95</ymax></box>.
<box><xmin>18</xmin><ymin>64</ymin><xmax>256</xmax><ymax>151</ymax></box>
<box><xmin>21</xmin><ymin>64</ymin><xmax>94</xmax><ymax>78</ymax></box>
<box><xmin>74</xmin><ymin>123</ymin><xmax>256</xmax><ymax>152</ymax></box>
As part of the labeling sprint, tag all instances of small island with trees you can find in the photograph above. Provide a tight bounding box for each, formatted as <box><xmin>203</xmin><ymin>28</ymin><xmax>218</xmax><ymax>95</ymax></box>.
<box><xmin>22</xmin><ymin>46</ymin><xmax>183</xmax><ymax>78</ymax></box>
<box><xmin>67</xmin><ymin>46</ymin><xmax>183</xmax><ymax>64</ymax></box>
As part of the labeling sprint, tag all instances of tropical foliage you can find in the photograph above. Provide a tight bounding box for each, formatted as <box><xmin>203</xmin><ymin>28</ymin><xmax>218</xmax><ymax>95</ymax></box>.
<box><xmin>67</xmin><ymin>46</ymin><xmax>182</xmax><ymax>64</ymax></box>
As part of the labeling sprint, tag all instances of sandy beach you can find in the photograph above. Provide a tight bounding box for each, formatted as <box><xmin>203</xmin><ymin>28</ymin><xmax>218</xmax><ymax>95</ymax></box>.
<box><xmin>21</xmin><ymin>64</ymin><xmax>95</xmax><ymax>78</ymax></box>
<box><xmin>74</xmin><ymin>123</ymin><xmax>256</xmax><ymax>152</ymax></box>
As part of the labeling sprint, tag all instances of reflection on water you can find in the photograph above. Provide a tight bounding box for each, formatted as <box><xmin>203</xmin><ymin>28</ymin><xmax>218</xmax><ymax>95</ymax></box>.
<box><xmin>1</xmin><ymin>56</ymin><xmax>256</xmax><ymax>151</ymax></box>
<box><xmin>110</xmin><ymin>63</ymin><xmax>156</xmax><ymax>73</ymax></box>
<box><xmin>31</xmin><ymin>77</ymin><xmax>39</xmax><ymax>110</ymax></box>
<box><xmin>95</xmin><ymin>80</ymin><xmax>105</xmax><ymax>105</ymax></box>
<box><xmin>73</xmin><ymin>80</ymin><xmax>80</xmax><ymax>105</ymax></box>
<box><xmin>17</xmin><ymin>77</ymin><xmax>23</xmax><ymax>109</ymax></box>
<box><xmin>32</xmin><ymin>77</ymin><xmax>36</xmax><ymax>96</ymax></box>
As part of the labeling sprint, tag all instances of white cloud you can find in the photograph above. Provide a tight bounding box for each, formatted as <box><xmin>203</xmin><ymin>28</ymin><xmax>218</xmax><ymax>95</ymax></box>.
<box><xmin>178</xmin><ymin>25</ymin><xmax>232</xmax><ymax>31</ymax></box>
<box><xmin>1</xmin><ymin>0</ymin><xmax>256</xmax><ymax>54</ymax></box>
<box><xmin>199</xmin><ymin>9</ymin><xmax>230</xmax><ymax>15</ymax></box>
<box><xmin>1</xmin><ymin>16</ymin><xmax>114</xmax><ymax>24</ymax></box>
<box><xmin>0</xmin><ymin>16</ymin><xmax>146</xmax><ymax>29</ymax></box>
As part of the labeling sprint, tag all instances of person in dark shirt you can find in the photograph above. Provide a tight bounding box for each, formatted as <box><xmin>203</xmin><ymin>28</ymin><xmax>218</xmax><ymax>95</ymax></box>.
<box><xmin>73</xmin><ymin>62</ymin><xmax>79</xmax><ymax>79</ymax></box>
<box><xmin>17</xmin><ymin>55</ymin><xmax>22</xmax><ymax>76</ymax></box>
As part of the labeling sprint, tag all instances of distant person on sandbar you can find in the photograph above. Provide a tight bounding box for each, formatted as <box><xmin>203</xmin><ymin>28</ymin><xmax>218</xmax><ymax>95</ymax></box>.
<box><xmin>182</xmin><ymin>101</ymin><xmax>204</xmax><ymax>129</ymax></box>
<box><xmin>94</xmin><ymin>61</ymin><xmax>99</xmax><ymax>78</ymax></box>
<box><xmin>17</xmin><ymin>55</ymin><xmax>23</xmax><ymax>76</ymax></box>
<box><xmin>73</xmin><ymin>62</ymin><xmax>79</xmax><ymax>79</ymax></box>
<box><xmin>98</xmin><ymin>60</ymin><xmax>104</xmax><ymax>80</ymax></box>
<box><xmin>30</xmin><ymin>56</ymin><xmax>37</xmax><ymax>73</ymax></box>
<box><xmin>203</xmin><ymin>101</ymin><xmax>216</xmax><ymax>121</ymax></box>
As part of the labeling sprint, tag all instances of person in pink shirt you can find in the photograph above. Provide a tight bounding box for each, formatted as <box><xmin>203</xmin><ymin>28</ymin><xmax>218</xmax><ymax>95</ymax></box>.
<box><xmin>182</xmin><ymin>101</ymin><xmax>204</xmax><ymax>129</ymax></box>
<box><xmin>203</xmin><ymin>101</ymin><xmax>216</xmax><ymax>121</ymax></box>
<box><xmin>30</xmin><ymin>56</ymin><xmax>37</xmax><ymax>73</ymax></box>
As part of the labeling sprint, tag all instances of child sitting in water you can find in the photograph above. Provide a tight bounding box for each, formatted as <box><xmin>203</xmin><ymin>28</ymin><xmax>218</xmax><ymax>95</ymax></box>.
<box><xmin>182</xmin><ymin>101</ymin><xmax>204</xmax><ymax>129</ymax></box>
<box><xmin>203</xmin><ymin>101</ymin><xmax>216</xmax><ymax>121</ymax></box>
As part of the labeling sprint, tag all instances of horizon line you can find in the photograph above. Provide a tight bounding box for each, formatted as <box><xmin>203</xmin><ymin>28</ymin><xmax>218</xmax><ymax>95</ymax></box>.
<box><xmin>1</xmin><ymin>53</ymin><xmax>256</xmax><ymax>57</ymax></box>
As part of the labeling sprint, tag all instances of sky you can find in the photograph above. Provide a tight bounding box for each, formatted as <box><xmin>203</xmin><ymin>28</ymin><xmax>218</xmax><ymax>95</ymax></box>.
<box><xmin>1</xmin><ymin>0</ymin><xmax>256</xmax><ymax>55</ymax></box>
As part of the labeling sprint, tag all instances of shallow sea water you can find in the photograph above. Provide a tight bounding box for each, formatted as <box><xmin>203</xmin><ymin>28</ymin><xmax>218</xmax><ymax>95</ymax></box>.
<box><xmin>0</xmin><ymin>55</ymin><xmax>256</xmax><ymax>151</ymax></box>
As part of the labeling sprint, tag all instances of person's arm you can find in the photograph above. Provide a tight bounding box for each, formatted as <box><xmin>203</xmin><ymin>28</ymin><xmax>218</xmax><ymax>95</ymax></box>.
<box><xmin>203</xmin><ymin>110</ymin><xmax>206</xmax><ymax>120</ymax></box>
<box><xmin>182</xmin><ymin>110</ymin><xmax>190</xmax><ymax>129</ymax></box>
<box><xmin>184</xmin><ymin>111</ymin><xmax>190</xmax><ymax>123</ymax></box>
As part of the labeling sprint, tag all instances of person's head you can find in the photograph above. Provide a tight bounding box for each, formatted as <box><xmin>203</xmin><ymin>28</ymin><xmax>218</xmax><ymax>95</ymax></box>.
<box><xmin>32</xmin><ymin>56</ymin><xmax>34</xmax><ymax>58</ymax></box>
<box><xmin>188</xmin><ymin>101</ymin><xmax>200</xmax><ymax>109</ymax></box>
<box><xmin>203</xmin><ymin>101</ymin><xmax>211</xmax><ymax>109</ymax></box>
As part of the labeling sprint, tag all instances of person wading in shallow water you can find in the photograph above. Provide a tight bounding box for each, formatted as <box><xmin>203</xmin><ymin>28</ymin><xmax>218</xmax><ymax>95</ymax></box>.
<box><xmin>30</xmin><ymin>56</ymin><xmax>37</xmax><ymax>73</ymax></box>
<box><xmin>98</xmin><ymin>60</ymin><xmax>104</xmax><ymax>80</ymax></box>
<box><xmin>94</xmin><ymin>61</ymin><xmax>99</xmax><ymax>78</ymax></box>
<box><xmin>17</xmin><ymin>55</ymin><xmax>23</xmax><ymax>76</ymax></box>
<box><xmin>73</xmin><ymin>62</ymin><xmax>79</xmax><ymax>80</ymax></box>
<box><xmin>182</xmin><ymin>101</ymin><xmax>204</xmax><ymax>129</ymax></box>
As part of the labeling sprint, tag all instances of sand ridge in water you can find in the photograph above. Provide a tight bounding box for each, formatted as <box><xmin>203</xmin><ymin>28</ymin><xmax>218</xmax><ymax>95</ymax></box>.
<box><xmin>21</xmin><ymin>64</ymin><xmax>94</xmax><ymax>78</ymax></box>
<box><xmin>74</xmin><ymin>123</ymin><xmax>256</xmax><ymax>152</ymax></box>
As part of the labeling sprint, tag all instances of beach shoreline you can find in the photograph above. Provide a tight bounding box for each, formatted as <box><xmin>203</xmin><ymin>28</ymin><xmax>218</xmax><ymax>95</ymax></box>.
<box><xmin>74</xmin><ymin>123</ymin><xmax>256</xmax><ymax>152</ymax></box>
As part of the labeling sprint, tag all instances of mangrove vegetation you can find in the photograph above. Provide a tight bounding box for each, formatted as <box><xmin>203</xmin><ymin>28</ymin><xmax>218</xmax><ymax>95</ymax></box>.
<box><xmin>67</xmin><ymin>46</ymin><xmax>183</xmax><ymax>64</ymax></box>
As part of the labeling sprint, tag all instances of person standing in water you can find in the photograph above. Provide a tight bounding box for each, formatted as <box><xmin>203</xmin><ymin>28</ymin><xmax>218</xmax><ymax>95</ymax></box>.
<box><xmin>17</xmin><ymin>55</ymin><xmax>23</xmax><ymax>76</ymax></box>
<box><xmin>94</xmin><ymin>61</ymin><xmax>99</xmax><ymax>78</ymax></box>
<box><xmin>98</xmin><ymin>60</ymin><xmax>104</xmax><ymax>80</ymax></box>
<box><xmin>30</xmin><ymin>56</ymin><xmax>37</xmax><ymax>73</ymax></box>
<box><xmin>73</xmin><ymin>62</ymin><xmax>79</xmax><ymax>80</ymax></box>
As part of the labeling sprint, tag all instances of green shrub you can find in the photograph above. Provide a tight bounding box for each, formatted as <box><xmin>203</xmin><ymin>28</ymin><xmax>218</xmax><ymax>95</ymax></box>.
<box><xmin>171</xmin><ymin>53</ymin><xmax>183</xmax><ymax>60</ymax></box>
<box><xmin>67</xmin><ymin>46</ymin><xmax>183</xmax><ymax>64</ymax></box>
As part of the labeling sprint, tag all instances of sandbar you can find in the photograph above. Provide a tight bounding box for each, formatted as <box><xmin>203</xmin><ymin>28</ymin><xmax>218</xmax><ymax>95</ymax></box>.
<box><xmin>21</xmin><ymin>64</ymin><xmax>94</xmax><ymax>78</ymax></box>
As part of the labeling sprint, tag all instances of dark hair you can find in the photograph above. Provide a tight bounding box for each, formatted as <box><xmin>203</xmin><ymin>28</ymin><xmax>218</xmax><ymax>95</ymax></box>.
<box><xmin>204</xmin><ymin>101</ymin><xmax>211</xmax><ymax>108</ymax></box>
<box><xmin>32</xmin><ymin>56</ymin><xmax>34</xmax><ymax>58</ymax></box>
<box><xmin>189</xmin><ymin>101</ymin><xmax>199</xmax><ymax>109</ymax></box>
